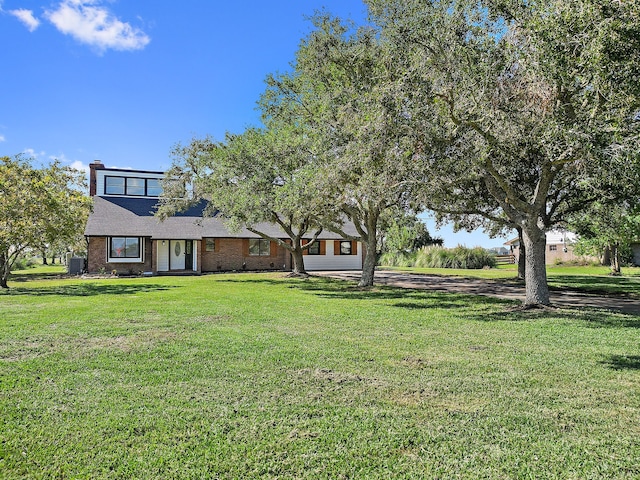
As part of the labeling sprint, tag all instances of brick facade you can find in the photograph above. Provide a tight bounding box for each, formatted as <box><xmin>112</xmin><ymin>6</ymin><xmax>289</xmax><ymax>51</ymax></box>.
<box><xmin>87</xmin><ymin>237</ymin><xmax>153</xmax><ymax>274</ymax></box>
<box><xmin>87</xmin><ymin>236</ymin><xmax>292</xmax><ymax>274</ymax></box>
<box><xmin>200</xmin><ymin>238</ymin><xmax>290</xmax><ymax>272</ymax></box>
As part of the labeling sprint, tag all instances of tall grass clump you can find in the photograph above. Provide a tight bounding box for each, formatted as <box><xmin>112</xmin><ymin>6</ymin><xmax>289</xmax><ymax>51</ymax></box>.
<box><xmin>415</xmin><ymin>245</ymin><xmax>496</xmax><ymax>269</ymax></box>
<box><xmin>378</xmin><ymin>251</ymin><xmax>417</xmax><ymax>267</ymax></box>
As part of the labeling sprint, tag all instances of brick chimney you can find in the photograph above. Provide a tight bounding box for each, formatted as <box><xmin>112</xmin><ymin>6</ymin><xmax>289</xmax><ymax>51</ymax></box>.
<box><xmin>89</xmin><ymin>160</ymin><xmax>105</xmax><ymax>196</ymax></box>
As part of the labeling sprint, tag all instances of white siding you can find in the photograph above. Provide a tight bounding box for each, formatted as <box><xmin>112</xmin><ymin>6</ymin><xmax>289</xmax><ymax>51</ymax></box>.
<box><xmin>192</xmin><ymin>240</ymin><xmax>198</xmax><ymax>271</ymax></box>
<box><xmin>304</xmin><ymin>241</ymin><xmax>362</xmax><ymax>271</ymax></box>
<box><xmin>546</xmin><ymin>230</ymin><xmax>577</xmax><ymax>245</ymax></box>
<box><xmin>157</xmin><ymin>241</ymin><xmax>169</xmax><ymax>272</ymax></box>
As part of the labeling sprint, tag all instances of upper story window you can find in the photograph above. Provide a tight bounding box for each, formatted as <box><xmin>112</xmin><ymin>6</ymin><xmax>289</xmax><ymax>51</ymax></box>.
<box><xmin>147</xmin><ymin>179</ymin><xmax>162</xmax><ymax>196</ymax></box>
<box><xmin>126</xmin><ymin>177</ymin><xmax>145</xmax><ymax>196</ymax></box>
<box><xmin>104</xmin><ymin>175</ymin><xmax>163</xmax><ymax>197</ymax></box>
<box><xmin>105</xmin><ymin>176</ymin><xmax>125</xmax><ymax>195</ymax></box>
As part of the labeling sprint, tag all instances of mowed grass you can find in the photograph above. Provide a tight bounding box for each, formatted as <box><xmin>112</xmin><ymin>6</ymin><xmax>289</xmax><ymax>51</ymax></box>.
<box><xmin>1</xmin><ymin>273</ymin><xmax>639</xmax><ymax>478</ymax></box>
<box><xmin>382</xmin><ymin>264</ymin><xmax>640</xmax><ymax>298</ymax></box>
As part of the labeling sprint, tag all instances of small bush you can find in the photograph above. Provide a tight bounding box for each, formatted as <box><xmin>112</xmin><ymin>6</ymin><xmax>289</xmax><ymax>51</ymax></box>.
<box><xmin>11</xmin><ymin>256</ymin><xmax>37</xmax><ymax>271</ymax></box>
<box><xmin>414</xmin><ymin>245</ymin><xmax>496</xmax><ymax>269</ymax></box>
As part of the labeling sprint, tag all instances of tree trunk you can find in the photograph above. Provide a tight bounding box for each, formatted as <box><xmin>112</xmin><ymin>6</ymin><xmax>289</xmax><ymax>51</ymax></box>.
<box><xmin>522</xmin><ymin>225</ymin><xmax>550</xmax><ymax>306</ymax></box>
<box><xmin>517</xmin><ymin>227</ymin><xmax>525</xmax><ymax>280</ymax></box>
<box><xmin>42</xmin><ymin>250</ymin><xmax>48</xmax><ymax>265</ymax></box>
<box><xmin>290</xmin><ymin>245</ymin><xmax>307</xmax><ymax>275</ymax></box>
<box><xmin>610</xmin><ymin>243</ymin><xmax>621</xmax><ymax>275</ymax></box>
<box><xmin>0</xmin><ymin>253</ymin><xmax>9</xmax><ymax>289</ymax></box>
<box><xmin>359</xmin><ymin>233</ymin><xmax>378</xmax><ymax>287</ymax></box>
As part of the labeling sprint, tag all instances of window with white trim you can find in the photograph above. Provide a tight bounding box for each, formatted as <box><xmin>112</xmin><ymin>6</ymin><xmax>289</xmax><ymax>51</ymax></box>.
<box><xmin>108</xmin><ymin>237</ymin><xmax>143</xmax><ymax>262</ymax></box>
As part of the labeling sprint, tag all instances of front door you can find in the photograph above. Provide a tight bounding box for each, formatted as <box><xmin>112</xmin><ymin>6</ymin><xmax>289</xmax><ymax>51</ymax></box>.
<box><xmin>170</xmin><ymin>240</ymin><xmax>185</xmax><ymax>270</ymax></box>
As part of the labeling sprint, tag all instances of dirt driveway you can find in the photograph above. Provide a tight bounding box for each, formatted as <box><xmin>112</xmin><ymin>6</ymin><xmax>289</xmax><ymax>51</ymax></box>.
<box><xmin>313</xmin><ymin>270</ymin><xmax>640</xmax><ymax>315</ymax></box>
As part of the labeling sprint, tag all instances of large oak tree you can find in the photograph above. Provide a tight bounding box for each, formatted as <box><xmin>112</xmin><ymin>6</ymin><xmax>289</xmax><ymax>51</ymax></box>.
<box><xmin>367</xmin><ymin>0</ymin><xmax>640</xmax><ymax>305</ymax></box>
<box><xmin>264</xmin><ymin>15</ymin><xmax>437</xmax><ymax>286</ymax></box>
<box><xmin>157</xmin><ymin>125</ymin><xmax>328</xmax><ymax>275</ymax></box>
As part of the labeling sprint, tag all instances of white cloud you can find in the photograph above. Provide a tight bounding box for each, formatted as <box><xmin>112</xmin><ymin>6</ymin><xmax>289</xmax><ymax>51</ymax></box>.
<box><xmin>0</xmin><ymin>134</ymin><xmax>5</xmax><ymax>142</ymax></box>
<box><xmin>44</xmin><ymin>0</ymin><xmax>150</xmax><ymax>52</ymax></box>
<box><xmin>23</xmin><ymin>148</ymin><xmax>45</xmax><ymax>159</ymax></box>
<box><xmin>46</xmin><ymin>154</ymin><xmax>90</xmax><ymax>174</ymax></box>
<box><xmin>9</xmin><ymin>9</ymin><xmax>41</xmax><ymax>32</ymax></box>
<box><xmin>69</xmin><ymin>160</ymin><xmax>90</xmax><ymax>174</ymax></box>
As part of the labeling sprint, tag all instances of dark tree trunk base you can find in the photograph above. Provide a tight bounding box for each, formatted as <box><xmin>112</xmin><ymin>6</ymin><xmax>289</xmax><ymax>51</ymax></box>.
<box><xmin>507</xmin><ymin>303</ymin><xmax>559</xmax><ymax>312</ymax></box>
<box><xmin>285</xmin><ymin>271</ymin><xmax>310</xmax><ymax>278</ymax></box>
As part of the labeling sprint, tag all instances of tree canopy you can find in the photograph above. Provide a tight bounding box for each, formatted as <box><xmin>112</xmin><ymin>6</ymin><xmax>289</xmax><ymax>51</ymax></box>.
<box><xmin>367</xmin><ymin>0</ymin><xmax>640</xmax><ymax>304</ymax></box>
<box><xmin>162</xmin><ymin>0</ymin><xmax>640</xmax><ymax>305</ymax></box>
<box><xmin>157</xmin><ymin>124</ymin><xmax>329</xmax><ymax>275</ymax></box>
<box><xmin>571</xmin><ymin>202</ymin><xmax>640</xmax><ymax>274</ymax></box>
<box><xmin>0</xmin><ymin>155</ymin><xmax>90</xmax><ymax>287</ymax></box>
<box><xmin>263</xmin><ymin>15</ymin><xmax>438</xmax><ymax>286</ymax></box>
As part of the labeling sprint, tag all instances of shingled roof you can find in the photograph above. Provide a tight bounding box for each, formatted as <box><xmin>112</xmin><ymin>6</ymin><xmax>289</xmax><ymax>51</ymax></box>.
<box><xmin>84</xmin><ymin>196</ymin><xmax>358</xmax><ymax>240</ymax></box>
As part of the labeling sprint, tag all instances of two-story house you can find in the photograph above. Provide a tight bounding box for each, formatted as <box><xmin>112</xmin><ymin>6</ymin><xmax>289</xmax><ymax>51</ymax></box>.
<box><xmin>84</xmin><ymin>161</ymin><xmax>363</xmax><ymax>275</ymax></box>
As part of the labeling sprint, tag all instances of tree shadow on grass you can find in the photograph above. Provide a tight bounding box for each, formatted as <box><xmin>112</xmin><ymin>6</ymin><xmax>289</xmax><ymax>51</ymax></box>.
<box><xmin>600</xmin><ymin>355</ymin><xmax>640</xmax><ymax>370</ymax></box>
<box><xmin>288</xmin><ymin>276</ymin><xmax>521</xmax><ymax>311</ymax></box>
<box><xmin>0</xmin><ymin>283</ymin><xmax>176</xmax><ymax>297</ymax></box>
<box><xmin>219</xmin><ymin>275</ymin><xmax>412</xmax><ymax>301</ymax></box>
<box><xmin>208</xmin><ymin>274</ymin><xmax>640</xmax><ymax>327</ymax></box>
<box><xmin>549</xmin><ymin>275</ymin><xmax>640</xmax><ymax>298</ymax></box>
<box><xmin>9</xmin><ymin>272</ymin><xmax>68</xmax><ymax>282</ymax></box>
<box><xmin>464</xmin><ymin>305</ymin><xmax>640</xmax><ymax>328</ymax></box>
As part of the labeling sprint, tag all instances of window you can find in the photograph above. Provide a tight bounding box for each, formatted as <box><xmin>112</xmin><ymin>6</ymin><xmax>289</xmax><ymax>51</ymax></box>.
<box><xmin>334</xmin><ymin>240</ymin><xmax>357</xmax><ymax>256</ymax></box>
<box><xmin>126</xmin><ymin>177</ymin><xmax>145</xmax><ymax>196</ymax></box>
<box><xmin>549</xmin><ymin>245</ymin><xmax>557</xmax><ymax>251</ymax></box>
<box><xmin>205</xmin><ymin>238</ymin><xmax>216</xmax><ymax>252</ymax></box>
<box><xmin>307</xmin><ymin>241</ymin><xmax>321</xmax><ymax>255</ymax></box>
<box><xmin>105</xmin><ymin>176</ymin><xmax>125</xmax><ymax>195</ymax></box>
<box><xmin>108</xmin><ymin>237</ymin><xmax>142</xmax><ymax>262</ymax></box>
<box><xmin>146</xmin><ymin>179</ymin><xmax>162</xmax><ymax>197</ymax></box>
<box><xmin>340</xmin><ymin>241</ymin><xmax>352</xmax><ymax>255</ymax></box>
<box><xmin>249</xmin><ymin>239</ymin><xmax>271</xmax><ymax>256</ymax></box>
<box><xmin>104</xmin><ymin>176</ymin><xmax>163</xmax><ymax>197</ymax></box>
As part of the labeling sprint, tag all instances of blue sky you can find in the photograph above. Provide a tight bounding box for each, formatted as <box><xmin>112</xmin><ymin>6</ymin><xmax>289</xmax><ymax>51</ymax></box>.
<box><xmin>1</xmin><ymin>0</ymin><xmax>511</xmax><ymax>248</ymax></box>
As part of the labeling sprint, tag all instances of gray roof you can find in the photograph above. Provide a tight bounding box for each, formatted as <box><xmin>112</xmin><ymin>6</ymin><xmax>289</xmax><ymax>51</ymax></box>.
<box><xmin>84</xmin><ymin>196</ymin><xmax>359</xmax><ymax>240</ymax></box>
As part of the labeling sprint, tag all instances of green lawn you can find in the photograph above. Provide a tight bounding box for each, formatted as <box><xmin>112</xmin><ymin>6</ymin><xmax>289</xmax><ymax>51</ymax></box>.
<box><xmin>1</xmin><ymin>273</ymin><xmax>639</xmax><ymax>478</ymax></box>
<box><xmin>382</xmin><ymin>264</ymin><xmax>640</xmax><ymax>298</ymax></box>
